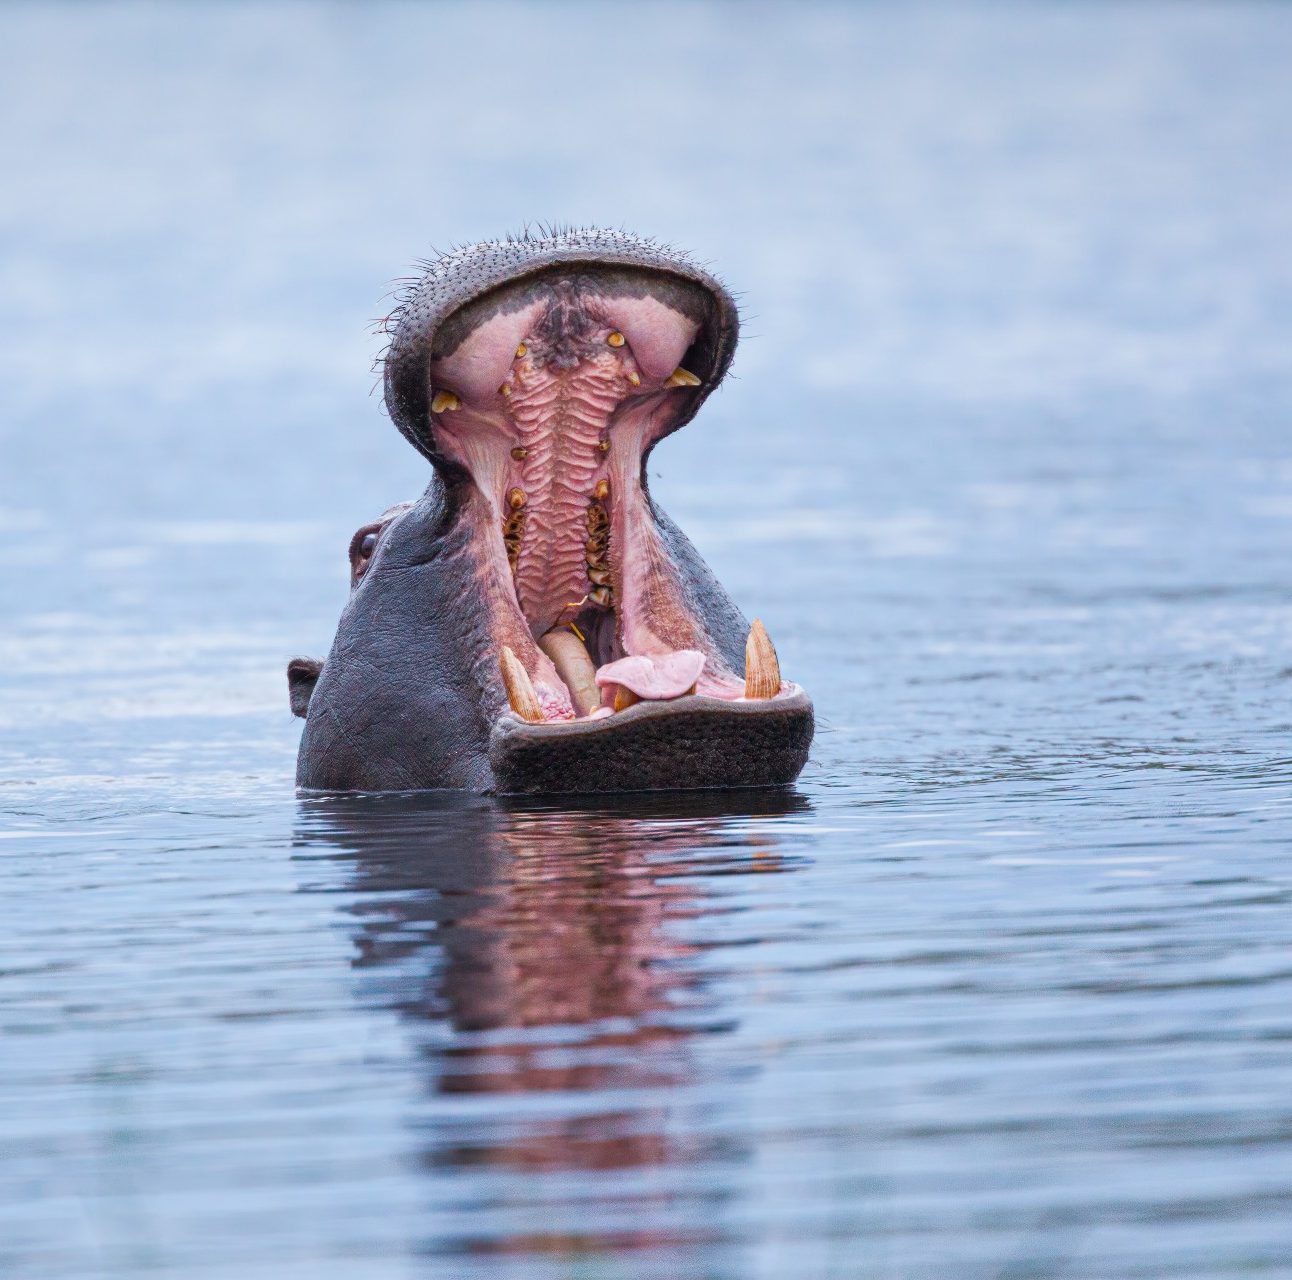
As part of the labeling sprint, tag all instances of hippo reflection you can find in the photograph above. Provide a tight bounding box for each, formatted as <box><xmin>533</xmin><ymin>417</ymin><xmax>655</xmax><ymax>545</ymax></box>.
<box><xmin>290</xmin><ymin>229</ymin><xmax>813</xmax><ymax>794</ymax></box>
<box><xmin>301</xmin><ymin>791</ymin><xmax>805</xmax><ymax>1189</ymax></box>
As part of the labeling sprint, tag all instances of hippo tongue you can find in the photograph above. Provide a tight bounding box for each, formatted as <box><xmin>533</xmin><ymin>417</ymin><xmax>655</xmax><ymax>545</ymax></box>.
<box><xmin>595</xmin><ymin>650</ymin><xmax>706</xmax><ymax>701</ymax></box>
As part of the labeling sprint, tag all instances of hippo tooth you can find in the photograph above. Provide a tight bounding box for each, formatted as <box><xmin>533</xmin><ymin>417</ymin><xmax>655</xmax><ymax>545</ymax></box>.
<box><xmin>431</xmin><ymin>389</ymin><xmax>460</xmax><ymax>413</ymax></box>
<box><xmin>664</xmin><ymin>367</ymin><xmax>702</xmax><ymax>388</ymax></box>
<box><xmin>538</xmin><ymin>628</ymin><xmax>601</xmax><ymax>718</ymax></box>
<box><xmin>744</xmin><ymin>619</ymin><xmax>782</xmax><ymax>699</ymax></box>
<box><xmin>612</xmin><ymin>684</ymin><xmax>640</xmax><ymax>712</ymax></box>
<box><xmin>499</xmin><ymin>646</ymin><xmax>544</xmax><ymax>722</ymax></box>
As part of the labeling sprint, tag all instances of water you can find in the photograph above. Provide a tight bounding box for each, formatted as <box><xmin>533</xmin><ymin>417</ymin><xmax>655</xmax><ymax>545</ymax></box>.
<box><xmin>3</xmin><ymin>2</ymin><xmax>1292</xmax><ymax>1276</ymax></box>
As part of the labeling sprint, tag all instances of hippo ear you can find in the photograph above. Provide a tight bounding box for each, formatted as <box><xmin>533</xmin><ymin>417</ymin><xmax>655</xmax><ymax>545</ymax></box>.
<box><xmin>288</xmin><ymin>657</ymin><xmax>324</xmax><ymax>718</ymax></box>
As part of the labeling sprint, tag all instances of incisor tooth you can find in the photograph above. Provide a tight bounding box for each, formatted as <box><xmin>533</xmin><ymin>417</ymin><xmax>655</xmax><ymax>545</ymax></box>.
<box><xmin>744</xmin><ymin>618</ymin><xmax>782</xmax><ymax>699</ymax></box>
<box><xmin>664</xmin><ymin>367</ymin><xmax>702</xmax><ymax>388</ymax></box>
<box><xmin>500</xmin><ymin>646</ymin><xmax>544</xmax><ymax>722</ymax></box>
<box><xmin>613</xmin><ymin>684</ymin><xmax>639</xmax><ymax>712</ymax></box>
<box><xmin>539</xmin><ymin>628</ymin><xmax>600</xmax><ymax>718</ymax></box>
<box><xmin>431</xmin><ymin>390</ymin><xmax>460</xmax><ymax>413</ymax></box>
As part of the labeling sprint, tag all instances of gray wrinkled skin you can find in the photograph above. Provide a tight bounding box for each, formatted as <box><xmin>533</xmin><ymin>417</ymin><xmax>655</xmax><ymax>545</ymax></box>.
<box><xmin>295</xmin><ymin>229</ymin><xmax>813</xmax><ymax>795</ymax></box>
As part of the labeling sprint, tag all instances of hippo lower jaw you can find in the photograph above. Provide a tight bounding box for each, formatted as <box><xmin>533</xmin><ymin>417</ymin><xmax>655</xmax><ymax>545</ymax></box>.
<box><xmin>478</xmin><ymin>498</ymin><xmax>814</xmax><ymax>793</ymax></box>
<box><xmin>456</xmin><ymin>376</ymin><xmax>814</xmax><ymax>792</ymax></box>
<box><xmin>489</xmin><ymin>689</ymin><xmax>814</xmax><ymax>795</ymax></box>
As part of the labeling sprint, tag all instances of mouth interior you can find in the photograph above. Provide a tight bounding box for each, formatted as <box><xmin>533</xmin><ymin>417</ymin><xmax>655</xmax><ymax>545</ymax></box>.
<box><xmin>423</xmin><ymin>265</ymin><xmax>792</xmax><ymax>724</ymax></box>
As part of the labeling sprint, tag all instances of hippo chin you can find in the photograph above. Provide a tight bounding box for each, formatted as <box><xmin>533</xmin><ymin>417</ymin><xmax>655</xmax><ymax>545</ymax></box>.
<box><xmin>291</xmin><ymin>228</ymin><xmax>813</xmax><ymax>795</ymax></box>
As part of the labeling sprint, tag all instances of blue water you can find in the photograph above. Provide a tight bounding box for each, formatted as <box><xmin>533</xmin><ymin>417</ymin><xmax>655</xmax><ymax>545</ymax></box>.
<box><xmin>3</xmin><ymin>3</ymin><xmax>1292</xmax><ymax>1276</ymax></box>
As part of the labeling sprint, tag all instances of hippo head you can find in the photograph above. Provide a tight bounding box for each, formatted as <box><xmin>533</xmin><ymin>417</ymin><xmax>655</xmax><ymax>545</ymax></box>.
<box><xmin>292</xmin><ymin>228</ymin><xmax>813</xmax><ymax>794</ymax></box>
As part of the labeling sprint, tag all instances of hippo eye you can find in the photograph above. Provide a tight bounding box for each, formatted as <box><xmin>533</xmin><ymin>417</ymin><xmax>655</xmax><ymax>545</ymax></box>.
<box><xmin>350</xmin><ymin>527</ymin><xmax>381</xmax><ymax>583</ymax></box>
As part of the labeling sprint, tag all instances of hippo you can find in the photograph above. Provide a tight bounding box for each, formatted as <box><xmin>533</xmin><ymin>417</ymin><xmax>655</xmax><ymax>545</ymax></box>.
<box><xmin>290</xmin><ymin>228</ymin><xmax>813</xmax><ymax>794</ymax></box>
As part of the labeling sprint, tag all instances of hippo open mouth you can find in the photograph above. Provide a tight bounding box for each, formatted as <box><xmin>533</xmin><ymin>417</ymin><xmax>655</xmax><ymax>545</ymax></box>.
<box><xmin>291</xmin><ymin>228</ymin><xmax>813</xmax><ymax>794</ymax></box>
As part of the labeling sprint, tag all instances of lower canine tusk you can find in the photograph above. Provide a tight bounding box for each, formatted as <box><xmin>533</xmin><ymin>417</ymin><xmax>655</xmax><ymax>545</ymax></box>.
<box><xmin>664</xmin><ymin>367</ymin><xmax>702</xmax><ymax>388</ymax></box>
<box><xmin>744</xmin><ymin>618</ymin><xmax>782</xmax><ymax>699</ymax></box>
<box><xmin>500</xmin><ymin>646</ymin><xmax>544</xmax><ymax>722</ymax></box>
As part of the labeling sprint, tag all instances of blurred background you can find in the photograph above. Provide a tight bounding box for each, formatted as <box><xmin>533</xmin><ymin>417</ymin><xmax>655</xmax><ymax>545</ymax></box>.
<box><xmin>2</xmin><ymin>3</ymin><xmax>1291</xmax><ymax>1278</ymax></box>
